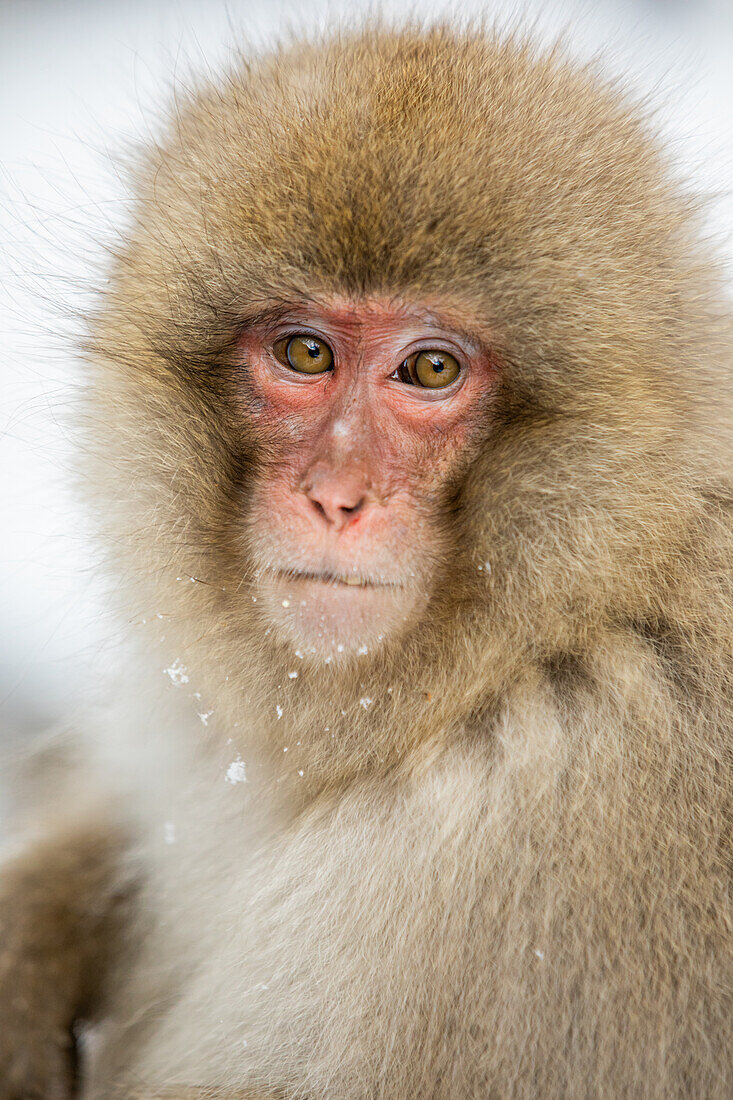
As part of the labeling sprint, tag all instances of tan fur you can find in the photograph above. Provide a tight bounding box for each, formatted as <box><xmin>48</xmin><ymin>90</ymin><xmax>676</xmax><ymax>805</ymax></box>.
<box><xmin>1</xmin><ymin>22</ymin><xmax>731</xmax><ymax>1100</ymax></box>
<box><xmin>0</xmin><ymin>806</ymin><xmax>132</xmax><ymax>1097</ymax></box>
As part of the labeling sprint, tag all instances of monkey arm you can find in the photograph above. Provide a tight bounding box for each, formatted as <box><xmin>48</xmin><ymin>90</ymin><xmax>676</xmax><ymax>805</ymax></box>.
<box><xmin>0</xmin><ymin>812</ymin><xmax>135</xmax><ymax>1099</ymax></box>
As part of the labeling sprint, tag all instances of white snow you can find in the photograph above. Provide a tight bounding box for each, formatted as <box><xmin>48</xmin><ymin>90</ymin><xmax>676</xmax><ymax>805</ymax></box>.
<box><xmin>164</xmin><ymin>660</ymin><xmax>189</xmax><ymax>686</ymax></box>
<box><xmin>225</xmin><ymin>756</ymin><xmax>247</xmax><ymax>784</ymax></box>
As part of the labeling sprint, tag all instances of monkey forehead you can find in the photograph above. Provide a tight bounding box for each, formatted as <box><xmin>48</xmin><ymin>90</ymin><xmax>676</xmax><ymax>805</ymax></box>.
<box><xmin>108</xmin><ymin>24</ymin><xmax>711</xmax><ymax>427</ymax></box>
<box><xmin>144</xmin><ymin>28</ymin><xmax>678</xmax><ymax>306</ymax></box>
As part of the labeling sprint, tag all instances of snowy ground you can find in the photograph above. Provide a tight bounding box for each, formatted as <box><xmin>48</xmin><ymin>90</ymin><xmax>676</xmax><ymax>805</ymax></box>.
<box><xmin>1</xmin><ymin>0</ymin><xmax>732</xmax><ymax>739</ymax></box>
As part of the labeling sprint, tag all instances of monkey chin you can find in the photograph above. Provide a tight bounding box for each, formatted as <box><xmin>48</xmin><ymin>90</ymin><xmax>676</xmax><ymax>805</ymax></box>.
<box><xmin>257</xmin><ymin>569</ymin><xmax>424</xmax><ymax>659</ymax></box>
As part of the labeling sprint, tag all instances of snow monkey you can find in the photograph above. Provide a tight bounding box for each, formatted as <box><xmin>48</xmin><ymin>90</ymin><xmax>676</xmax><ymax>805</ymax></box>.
<box><xmin>1</xmin><ymin>22</ymin><xmax>731</xmax><ymax>1100</ymax></box>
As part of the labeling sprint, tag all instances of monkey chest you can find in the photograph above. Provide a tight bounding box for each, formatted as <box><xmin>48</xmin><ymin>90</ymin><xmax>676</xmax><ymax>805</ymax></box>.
<box><xmin>83</xmin><ymin>765</ymin><xmax>504</xmax><ymax>1099</ymax></box>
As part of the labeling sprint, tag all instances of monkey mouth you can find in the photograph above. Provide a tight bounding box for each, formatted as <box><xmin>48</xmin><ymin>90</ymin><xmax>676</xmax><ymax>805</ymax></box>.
<box><xmin>256</xmin><ymin>565</ymin><xmax>418</xmax><ymax>655</ymax></box>
<box><xmin>273</xmin><ymin>568</ymin><xmax>403</xmax><ymax>590</ymax></box>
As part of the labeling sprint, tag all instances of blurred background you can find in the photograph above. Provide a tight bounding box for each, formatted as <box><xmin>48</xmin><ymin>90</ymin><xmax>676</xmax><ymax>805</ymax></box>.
<box><xmin>1</xmin><ymin>0</ymin><xmax>732</xmax><ymax>743</ymax></box>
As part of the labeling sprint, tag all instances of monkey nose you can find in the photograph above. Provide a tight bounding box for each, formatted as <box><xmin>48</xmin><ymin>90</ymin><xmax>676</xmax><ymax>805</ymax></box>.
<box><xmin>303</xmin><ymin>473</ymin><xmax>369</xmax><ymax>531</ymax></box>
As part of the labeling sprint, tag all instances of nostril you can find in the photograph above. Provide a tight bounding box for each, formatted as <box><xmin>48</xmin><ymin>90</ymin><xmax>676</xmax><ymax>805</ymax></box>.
<box><xmin>302</xmin><ymin>472</ymin><xmax>371</xmax><ymax>528</ymax></box>
<box><xmin>306</xmin><ymin>492</ymin><xmax>367</xmax><ymax>528</ymax></box>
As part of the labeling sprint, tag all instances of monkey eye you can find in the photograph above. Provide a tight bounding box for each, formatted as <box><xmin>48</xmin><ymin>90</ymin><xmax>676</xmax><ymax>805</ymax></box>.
<box><xmin>273</xmin><ymin>334</ymin><xmax>334</xmax><ymax>374</ymax></box>
<box><xmin>397</xmin><ymin>350</ymin><xmax>461</xmax><ymax>389</ymax></box>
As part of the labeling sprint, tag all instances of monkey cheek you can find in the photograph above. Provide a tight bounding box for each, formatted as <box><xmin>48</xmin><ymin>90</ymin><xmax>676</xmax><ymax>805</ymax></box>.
<box><xmin>258</xmin><ymin>573</ymin><xmax>426</xmax><ymax>658</ymax></box>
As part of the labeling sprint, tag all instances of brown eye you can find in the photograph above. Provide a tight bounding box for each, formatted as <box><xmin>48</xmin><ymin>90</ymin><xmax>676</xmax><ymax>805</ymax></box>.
<box><xmin>274</xmin><ymin>335</ymin><xmax>334</xmax><ymax>374</ymax></box>
<box><xmin>401</xmin><ymin>350</ymin><xmax>461</xmax><ymax>389</ymax></box>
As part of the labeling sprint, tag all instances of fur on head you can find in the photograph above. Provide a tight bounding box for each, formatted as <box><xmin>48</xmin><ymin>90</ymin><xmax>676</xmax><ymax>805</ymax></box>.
<box><xmin>84</xmin><ymin>23</ymin><xmax>733</xmax><ymax>798</ymax></box>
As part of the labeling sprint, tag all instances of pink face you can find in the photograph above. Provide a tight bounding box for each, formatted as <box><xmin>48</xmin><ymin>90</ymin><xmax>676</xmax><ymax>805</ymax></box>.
<box><xmin>236</xmin><ymin>296</ymin><xmax>497</xmax><ymax>656</ymax></box>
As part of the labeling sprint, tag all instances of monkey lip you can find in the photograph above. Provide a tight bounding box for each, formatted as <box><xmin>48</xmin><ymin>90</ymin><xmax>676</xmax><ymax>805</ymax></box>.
<box><xmin>275</xmin><ymin>568</ymin><xmax>403</xmax><ymax>589</ymax></box>
<box><xmin>257</xmin><ymin>566</ymin><xmax>419</xmax><ymax>654</ymax></box>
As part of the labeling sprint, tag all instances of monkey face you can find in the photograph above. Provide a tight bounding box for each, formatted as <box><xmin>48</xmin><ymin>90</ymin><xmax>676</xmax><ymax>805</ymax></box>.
<box><xmin>85</xmin><ymin>26</ymin><xmax>704</xmax><ymax>705</ymax></box>
<box><xmin>233</xmin><ymin>295</ymin><xmax>497</xmax><ymax>656</ymax></box>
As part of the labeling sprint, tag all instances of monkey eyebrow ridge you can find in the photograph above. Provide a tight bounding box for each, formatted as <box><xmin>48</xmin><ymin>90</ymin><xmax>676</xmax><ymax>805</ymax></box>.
<box><xmin>237</xmin><ymin>298</ymin><xmax>488</xmax><ymax>354</ymax></box>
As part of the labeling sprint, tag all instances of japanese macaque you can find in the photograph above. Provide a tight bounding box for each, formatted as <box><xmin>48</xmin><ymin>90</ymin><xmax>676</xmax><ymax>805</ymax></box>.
<box><xmin>1</xmin><ymin>22</ymin><xmax>732</xmax><ymax>1100</ymax></box>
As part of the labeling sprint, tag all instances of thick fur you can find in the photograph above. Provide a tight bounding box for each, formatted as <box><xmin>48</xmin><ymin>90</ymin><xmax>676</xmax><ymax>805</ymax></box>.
<box><xmin>1</xmin><ymin>22</ymin><xmax>732</xmax><ymax>1099</ymax></box>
